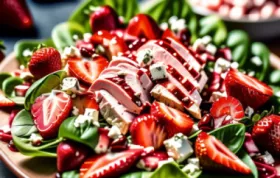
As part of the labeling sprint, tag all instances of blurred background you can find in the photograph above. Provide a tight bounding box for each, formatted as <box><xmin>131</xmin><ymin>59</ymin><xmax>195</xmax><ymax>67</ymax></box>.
<box><xmin>0</xmin><ymin>0</ymin><xmax>280</xmax><ymax>177</ymax></box>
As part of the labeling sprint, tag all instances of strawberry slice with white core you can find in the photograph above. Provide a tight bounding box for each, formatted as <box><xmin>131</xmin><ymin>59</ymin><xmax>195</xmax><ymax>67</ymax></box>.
<box><xmin>68</xmin><ymin>56</ymin><xmax>108</xmax><ymax>85</ymax></box>
<box><xmin>225</xmin><ymin>69</ymin><xmax>273</xmax><ymax>109</ymax></box>
<box><xmin>195</xmin><ymin>132</ymin><xmax>251</xmax><ymax>174</ymax></box>
<box><xmin>80</xmin><ymin>148</ymin><xmax>143</xmax><ymax>178</ymax></box>
<box><xmin>210</xmin><ymin>96</ymin><xmax>244</xmax><ymax>120</ymax></box>
<box><xmin>31</xmin><ymin>90</ymin><xmax>72</xmax><ymax>139</ymax></box>
<box><xmin>130</xmin><ymin>114</ymin><xmax>166</xmax><ymax>149</ymax></box>
<box><xmin>0</xmin><ymin>94</ymin><xmax>15</xmax><ymax>107</ymax></box>
<box><xmin>150</xmin><ymin>101</ymin><xmax>194</xmax><ymax>138</ymax></box>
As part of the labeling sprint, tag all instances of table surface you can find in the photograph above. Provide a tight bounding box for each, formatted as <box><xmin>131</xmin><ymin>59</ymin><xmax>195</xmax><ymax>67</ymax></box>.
<box><xmin>1</xmin><ymin>0</ymin><xmax>280</xmax><ymax>177</ymax></box>
<box><xmin>0</xmin><ymin>0</ymin><xmax>81</xmax><ymax>177</ymax></box>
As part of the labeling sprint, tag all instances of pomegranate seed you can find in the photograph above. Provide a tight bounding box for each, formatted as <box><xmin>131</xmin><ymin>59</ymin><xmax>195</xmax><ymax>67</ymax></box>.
<box><xmin>216</xmin><ymin>48</ymin><xmax>232</xmax><ymax>61</ymax></box>
<box><xmin>198</xmin><ymin>114</ymin><xmax>214</xmax><ymax>131</ymax></box>
<box><xmin>254</xmin><ymin>161</ymin><xmax>277</xmax><ymax>178</ymax></box>
<box><xmin>110</xmin><ymin>135</ymin><xmax>128</xmax><ymax>152</ymax></box>
<box><xmin>9</xmin><ymin>110</ymin><xmax>20</xmax><ymax>127</ymax></box>
<box><xmin>8</xmin><ymin>140</ymin><xmax>18</xmax><ymax>152</ymax></box>
<box><xmin>80</xmin><ymin>47</ymin><xmax>95</xmax><ymax>58</ymax></box>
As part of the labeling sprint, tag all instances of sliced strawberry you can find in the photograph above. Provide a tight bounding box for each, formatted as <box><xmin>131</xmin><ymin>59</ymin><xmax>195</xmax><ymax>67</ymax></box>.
<box><xmin>150</xmin><ymin>101</ymin><xmax>194</xmax><ymax>138</ymax></box>
<box><xmin>0</xmin><ymin>94</ymin><xmax>15</xmax><ymax>107</ymax></box>
<box><xmin>137</xmin><ymin>151</ymin><xmax>168</xmax><ymax>171</ymax></box>
<box><xmin>91</xmin><ymin>30</ymin><xmax>128</xmax><ymax>59</ymax></box>
<box><xmin>57</xmin><ymin>141</ymin><xmax>89</xmax><ymax>172</ymax></box>
<box><xmin>126</xmin><ymin>14</ymin><xmax>161</xmax><ymax>40</ymax></box>
<box><xmin>72</xmin><ymin>94</ymin><xmax>99</xmax><ymax>115</ymax></box>
<box><xmin>130</xmin><ymin>114</ymin><xmax>166</xmax><ymax>149</ymax></box>
<box><xmin>95</xmin><ymin>128</ymin><xmax>111</xmax><ymax>154</ymax></box>
<box><xmin>162</xmin><ymin>28</ymin><xmax>179</xmax><ymax>41</ymax></box>
<box><xmin>29</xmin><ymin>47</ymin><xmax>62</xmax><ymax>79</ymax></box>
<box><xmin>68</xmin><ymin>56</ymin><xmax>108</xmax><ymax>85</ymax></box>
<box><xmin>252</xmin><ymin>115</ymin><xmax>280</xmax><ymax>155</ymax></box>
<box><xmin>195</xmin><ymin>132</ymin><xmax>251</xmax><ymax>174</ymax></box>
<box><xmin>210</xmin><ymin>96</ymin><xmax>244</xmax><ymax>120</ymax></box>
<box><xmin>80</xmin><ymin>148</ymin><xmax>143</xmax><ymax>178</ymax></box>
<box><xmin>225</xmin><ymin>69</ymin><xmax>273</xmax><ymax>109</ymax></box>
<box><xmin>90</xmin><ymin>5</ymin><xmax>120</xmax><ymax>34</ymax></box>
<box><xmin>31</xmin><ymin>90</ymin><xmax>72</xmax><ymax>139</ymax></box>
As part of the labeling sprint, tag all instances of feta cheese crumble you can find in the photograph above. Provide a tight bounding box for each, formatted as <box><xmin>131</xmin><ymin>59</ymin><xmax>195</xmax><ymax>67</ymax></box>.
<box><xmin>29</xmin><ymin>133</ymin><xmax>43</xmax><ymax>146</ymax></box>
<box><xmin>83</xmin><ymin>33</ymin><xmax>92</xmax><ymax>42</ymax></box>
<box><xmin>214</xmin><ymin>57</ymin><xmax>231</xmax><ymax>74</ymax></box>
<box><xmin>23</xmin><ymin>49</ymin><xmax>33</xmax><ymax>57</ymax></box>
<box><xmin>149</xmin><ymin>62</ymin><xmax>168</xmax><ymax>81</ymax></box>
<box><xmin>137</xmin><ymin>49</ymin><xmax>154</xmax><ymax>67</ymax></box>
<box><xmin>164</xmin><ymin>133</ymin><xmax>193</xmax><ymax>163</ymax></box>
<box><xmin>108</xmin><ymin>125</ymin><xmax>122</xmax><ymax>139</ymax></box>
<box><xmin>62</xmin><ymin>46</ymin><xmax>81</xmax><ymax>59</ymax></box>
<box><xmin>72</xmin><ymin>106</ymin><xmax>79</xmax><ymax>116</ymax></box>
<box><xmin>205</xmin><ymin>43</ymin><xmax>217</xmax><ymax>55</ymax></box>
<box><xmin>74</xmin><ymin>108</ymin><xmax>99</xmax><ymax>127</ymax></box>
<box><xmin>61</xmin><ymin>77</ymin><xmax>81</xmax><ymax>94</ymax></box>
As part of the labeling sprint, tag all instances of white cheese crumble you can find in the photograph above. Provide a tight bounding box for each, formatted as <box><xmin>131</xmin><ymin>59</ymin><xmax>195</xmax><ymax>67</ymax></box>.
<box><xmin>251</xmin><ymin>56</ymin><xmax>263</xmax><ymax>66</ymax></box>
<box><xmin>209</xmin><ymin>91</ymin><xmax>227</xmax><ymax>102</ymax></box>
<box><xmin>84</xmin><ymin>108</ymin><xmax>100</xmax><ymax>127</ymax></box>
<box><xmin>182</xmin><ymin>163</ymin><xmax>200</xmax><ymax>174</ymax></box>
<box><xmin>245</xmin><ymin>106</ymin><xmax>254</xmax><ymax>117</ymax></box>
<box><xmin>160</xmin><ymin>22</ymin><xmax>169</xmax><ymax>31</ymax></box>
<box><xmin>230</xmin><ymin>62</ymin><xmax>239</xmax><ymax>69</ymax></box>
<box><xmin>62</xmin><ymin>46</ymin><xmax>81</xmax><ymax>59</ymax></box>
<box><xmin>171</xmin><ymin>19</ymin><xmax>187</xmax><ymax>32</ymax></box>
<box><xmin>137</xmin><ymin>159</ymin><xmax>152</xmax><ymax>171</ymax></box>
<box><xmin>149</xmin><ymin>62</ymin><xmax>168</xmax><ymax>81</ymax></box>
<box><xmin>193</xmin><ymin>38</ymin><xmax>205</xmax><ymax>52</ymax></box>
<box><xmin>108</xmin><ymin>125</ymin><xmax>122</xmax><ymax>139</ymax></box>
<box><xmin>61</xmin><ymin>77</ymin><xmax>80</xmax><ymax>94</ymax></box>
<box><xmin>29</xmin><ymin>133</ymin><xmax>43</xmax><ymax>146</ymax></box>
<box><xmin>72</xmin><ymin>106</ymin><xmax>79</xmax><ymax>116</ymax></box>
<box><xmin>201</xmin><ymin>36</ymin><xmax>212</xmax><ymax>45</ymax></box>
<box><xmin>257</xmin><ymin>151</ymin><xmax>275</xmax><ymax>165</ymax></box>
<box><xmin>23</xmin><ymin>49</ymin><xmax>33</xmax><ymax>57</ymax></box>
<box><xmin>137</xmin><ymin>49</ymin><xmax>154</xmax><ymax>67</ymax></box>
<box><xmin>214</xmin><ymin>57</ymin><xmax>231</xmax><ymax>74</ymax></box>
<box><xmin>83</xmin><ymin>33</ymin><xmax>92</xmax><ymax>42</ymax></box>
<box><xmin>163</xmin><ymin>133</ymin><xmax>193</xmax><ymax>163</ymax></box>
<box><xmin>205</xmin><ymin>43</ymin><xmax>217</xmax><ymax>55</ymax></box>
<box><xmin>188</xmin><ymin>158</ymin><xmax>200</xmax><ymax>167</ymax></box>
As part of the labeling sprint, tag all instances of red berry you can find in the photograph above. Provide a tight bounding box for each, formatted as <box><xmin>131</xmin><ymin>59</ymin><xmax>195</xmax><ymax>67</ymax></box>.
<box><xmin>29</xmin><ymin>47</ymin><xmax>62</xmax><ymax>79</ymax></box>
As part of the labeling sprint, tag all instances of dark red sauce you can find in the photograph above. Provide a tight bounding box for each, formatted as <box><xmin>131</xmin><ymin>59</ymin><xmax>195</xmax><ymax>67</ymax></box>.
<box><xmin>155</xmin><ymin>40</ymin><xmax>200</xmax><ymax>79</ymax></box>
<box><xmin>107</xmin><ymin>76</ymin><xmax>142</xmax><ymax>106</ymax></box>
<box><xmin>166</xmin><ymin>66</ymin><xmax>196</xmax><ymax>93</ymax></box>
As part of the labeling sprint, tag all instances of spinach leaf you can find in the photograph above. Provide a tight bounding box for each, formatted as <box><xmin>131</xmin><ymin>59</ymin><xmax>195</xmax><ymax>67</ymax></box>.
<box><xmin>9</xmin><ymin>96</ymin><xmax>25</xmax><ymax>105</ymax></box>
<box><xmin>11</xmin><ymin>110</ymin><xmax>37</xmax><ymax>137</ymax></box>
<box><xmin>11</xmin><ymin>110</ymin><xmax>62</xmax><ymax>157</ymax></box>
<box><xmin>69</xmin><ymin>0</ymin><xmax>139</xmax><ymax>32</ymax></box>
<box><xmin>143</xmin><ymin>0</ymin><xmax>198</xmax><ymax>43</ymax></box>
<box><xmin>226</xmin><ymin>30</ymin><xmax>250</xmax><ymax>67</ymax></box>
<box><xmin>247</xmin><ymin>42</ymin><xmax>270</xmax><ymax>81</ymax></box>
<box><xmin>14</xmin><ymin>39</ymin><xmax>54</xmax><ymax>66</ymax></box>
<box><xmin>0</xmin><ymin>73</ymin><xmax>12</xmax><ymax>90</ymax></box>
<box><xmin>2</xmin><ymin>76</ymin><xmax>23</xmax><ymax>97</ymax></box>
<box><xmin>120</xmin><ymin>171</ymin><xmax>152</xmax><ymax>178</ymax></box>
<box><xmin>51</xmin><ymin>21</ymin><xmax>85</xmax><ymax>51</ymax></box>
<box><xmin>62</xmin><ymin>170</ymin><xmax>79</xmax><ymax>178</ymax></box>
<box><xmin>24</xmin><ymin>70</ymin><xmax>67</xmax><ymax>110</ymax></box>
<box><xmin>150</xmin><ymin>162</ymin><xmax>189</xmax><ymax>178</ymax></box>
<box><xmin>209</xmin><ymin>124</ymin><xmax>245</xmax><ymax>153</ymax></box>
<box><xmin>198</xmin><ymin>15</ymin><xmax>227</xmax><ymax>46</ymax></box>
<box><xmin>58</xmin><ymin>117</ymin><xmax>99</xmax><ymax>150</ymax></box>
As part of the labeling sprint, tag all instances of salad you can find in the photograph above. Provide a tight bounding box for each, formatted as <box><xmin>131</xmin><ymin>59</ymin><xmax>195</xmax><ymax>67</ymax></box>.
<box><xmin>0</xmin><ymin>0</ymin><xmax>280</xmax><ymax>177</ymax></box>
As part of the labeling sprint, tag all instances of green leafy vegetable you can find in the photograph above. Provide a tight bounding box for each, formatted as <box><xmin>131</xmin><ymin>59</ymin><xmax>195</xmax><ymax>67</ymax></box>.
<box><xmin>51</xmin><ymin>22</ymin><xmax>85</xmax><ymax>51</ymax></box>
<box><xmin>0</xmin><ymin>73</ymin><xmax>12</xmax><ymax>90</ymax></box>
<box><xmin>24</xmin><ymin>70</ymin><xmax>67</xmax><ymax>110</ymax></box>
<box><xmin>247</xmin><ymin>42</ymin><xmax>270</xmax><ymax>81</ymax></box>
<box><xmin>150</xmin><ymin>162</ymin><xmax>189</xmax><ymax>178</ymax></box>
<box><xmin>58</xmin><ymin>117</ymin><xmax>99</xmax><ymax>150</ymax></box>
<box><xmin>209</xmin><ymin>124</ymin><xmax>245</xmax><ymax>153</ymax></box>
<box><xmin>62</xmin><ymin>170</ymin><xmax>80</xmax><ymax>178</ymax></box>
<box><xmin>198</xmin><ymin>15</ymin><xmax>227</xmax><ymax>46</ymax></box>
<box><xmin>120</xmin><ymin>172</ymin><xmax>152</xmax><ymax>178</ymax></box>
<box><xmin>14</xmin><ymin>39</ymin><xmax>54</xmax><ymax>66</ymax></box>
<box><xmin>2</xmin><ymin>76</ymin><xmax>23</xmax><ymax>97</ymax></box>
<box><xmin>11</xmin><ymin>110</ymin><xmax>62</xmax><ymax>157</ymax></box>
<box><xmin>226</xmin><ymin>30</ymin><xmax>250</xmax><ymax>67</ymax></box>
<box><xmin>143</xmin><ymin>0</ymin><xmax>198</xmax><ymax>42</ymax></box>
<box><xmin>69</xmin><ymin>0</ymin><xmax>139</xmax><ymax>32</ymax></box>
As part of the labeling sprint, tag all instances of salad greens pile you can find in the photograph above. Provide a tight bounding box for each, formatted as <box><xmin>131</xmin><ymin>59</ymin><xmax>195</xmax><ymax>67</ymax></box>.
<box><xmin>0</xmin><ymin>0</ymin><xmax>280</xmax><ymax>178</ymax></box>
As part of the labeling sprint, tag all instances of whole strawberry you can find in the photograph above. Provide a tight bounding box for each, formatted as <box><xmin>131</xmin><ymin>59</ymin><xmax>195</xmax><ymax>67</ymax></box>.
<box><xmin>252</xmin><ymin>115</ymin><xmax>280</xmax><ymax>155</ymax></box>
<box><xmin>28</xmin><ymin>47</ymin><xmax>62</xmax><ymax>79</ymax></box>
